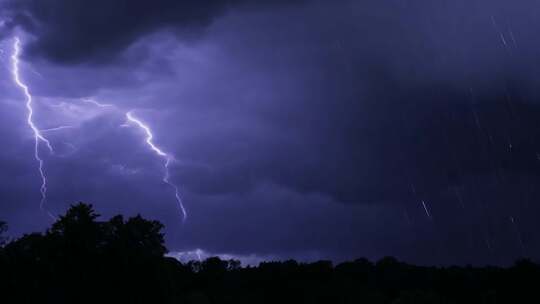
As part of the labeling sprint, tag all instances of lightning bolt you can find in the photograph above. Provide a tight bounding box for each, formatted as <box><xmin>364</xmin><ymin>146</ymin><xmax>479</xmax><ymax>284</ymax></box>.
<box><xmin>80</xmin><ymin>99</ymin><xmax>188</xmax><ymax>222</ymax></box>
<box><xmin>41</xmin><ymin>125</ymin><xmax>75</xmax><ymax>133</ymax></box>
<box><xmin>126</xmin><ymin>111</ymin><xmax>187</xmax><ymax>222</ymax></box>
<box><xmin>81</xmin><ymin>98</ymin><xmax>114</xmax><ymax>108</ymax></box>
<box><xmin>8</xmin><ymin>38</ymin><xmax>186</xmax><ymax>222</ymax></box>
<box><xmin>10</xmin><ymin>37</ymin><xmax>55</xmax><ymax>219</ymax></box>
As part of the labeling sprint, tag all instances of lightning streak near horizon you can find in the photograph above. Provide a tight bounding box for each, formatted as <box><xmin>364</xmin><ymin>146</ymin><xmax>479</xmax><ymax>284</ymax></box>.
<box><xmin>10</xmin><ymin>37</ymin><xmax>55</xmax><ymax>219</ymax></box>
<box><xmin>126</xmin><ymin>111</ymin><xmax>187</xmax><ymax>222</ymax></box>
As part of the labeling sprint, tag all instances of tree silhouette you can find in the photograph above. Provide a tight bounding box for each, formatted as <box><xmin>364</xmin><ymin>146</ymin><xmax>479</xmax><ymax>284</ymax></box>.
<box><xmin>0</xmin><ymin>203</ymin><xmax>539</xmax><ymax>304</ymax></box>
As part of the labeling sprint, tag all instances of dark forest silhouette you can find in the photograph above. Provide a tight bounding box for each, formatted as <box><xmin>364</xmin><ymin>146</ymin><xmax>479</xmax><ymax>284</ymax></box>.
<box><xmin>0</xmin><ymin>204</ymin><xmax>538</xmax><ymax>303</ymax></box>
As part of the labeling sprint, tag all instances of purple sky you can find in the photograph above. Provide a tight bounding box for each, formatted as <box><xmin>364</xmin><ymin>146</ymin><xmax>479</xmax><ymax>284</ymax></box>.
<box><xmin>1</xmin><ymin>0</ymin><xmax>540</xmax><ymax>265</ymax></box>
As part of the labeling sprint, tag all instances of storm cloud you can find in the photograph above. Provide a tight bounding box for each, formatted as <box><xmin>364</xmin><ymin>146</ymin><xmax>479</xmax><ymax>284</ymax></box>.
<box><xmin>1</xmin><ymin>0</ymin><xmax>305</xmax><ymax>63</ymax></box>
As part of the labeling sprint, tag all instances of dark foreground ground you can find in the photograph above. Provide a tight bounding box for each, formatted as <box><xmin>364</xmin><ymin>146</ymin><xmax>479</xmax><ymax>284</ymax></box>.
<box><xmin>0</xmin><ymin>203</ymin><xmax>538</xmax><ymax>304</ymax></box>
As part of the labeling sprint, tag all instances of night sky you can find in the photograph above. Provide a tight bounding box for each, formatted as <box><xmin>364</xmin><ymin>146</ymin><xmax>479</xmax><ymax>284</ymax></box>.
<box><xmin>0</xmin><ymin>0</ymin><xmax>540</xmax><ymax>266</ymax></box>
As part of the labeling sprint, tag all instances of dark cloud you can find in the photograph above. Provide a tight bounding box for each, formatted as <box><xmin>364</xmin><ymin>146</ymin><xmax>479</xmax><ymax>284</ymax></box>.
<box><xmin>2</xmin><ymin>0</ymin><xmax>304</xmax><ymax>63</ymax></box>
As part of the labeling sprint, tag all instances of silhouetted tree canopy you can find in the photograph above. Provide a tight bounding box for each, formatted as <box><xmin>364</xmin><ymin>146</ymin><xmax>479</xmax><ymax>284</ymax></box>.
<box><xmin>0</xmin><ymin>203</ymin><xmax>538</xmax><ymax>304</ymax></box>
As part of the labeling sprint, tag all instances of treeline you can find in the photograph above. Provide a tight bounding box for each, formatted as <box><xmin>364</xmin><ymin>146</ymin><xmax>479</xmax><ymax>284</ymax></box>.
<box><xmin>0</xmin><ymin>204</ymin><xmax>539</xmax><ymax>304</ymax></box>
